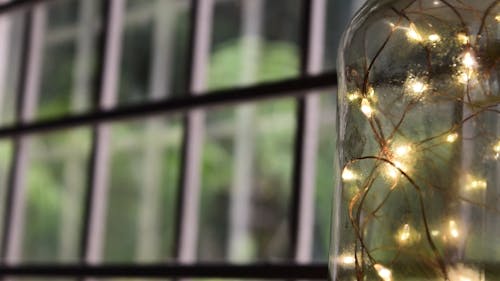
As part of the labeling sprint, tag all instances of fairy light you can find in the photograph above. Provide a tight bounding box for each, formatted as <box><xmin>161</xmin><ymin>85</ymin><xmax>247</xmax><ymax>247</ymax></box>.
<box><xmin>398</xmin><ymin>223</ymin><xmax>411</xmax><ymax>242</ymax></box>
<box><xmin>431</xmin><ymin>230</ymin><xmax>440</xmax><ymax>236</ymax></box>
<box><xmin>433</xmin><ymin>0</ymin><xmax>440</xmax><ymax>5</ymax></box>
<box><xmin>410</xmin><ymin>80</ymin><xmax>427</xmax><ymax>94</ymax></box>
<box><xmin>457</xmin><ymin>33</ymin><xmax>469</xmax><ymax>45</ymax></box>
<box><xmin>466</xmin><ymin>176</ymin><xmax>487</xmax><ymax>191</ymax></box>
<box><xmin>394</xmin><ymin>145</ymin><xmax>412</xmax><ymax>157</ymax></box>
<box><xmin>407</xmin><ymin>23</ymin><xmax>423</xmax><ymax>42</ymax></box>
<box><xmin>342</xmin><ymin>168</ymin><xmax>357</xmax><ymax>181</ymax></box>
<box><xmin>458</xmin><ymin>72</ymin><xmax>471</xmax><ymax>84</ymax></box>
<box><xmin>428</xmin><ymin>34</ymin><xmax>441</xmax><ymax>42</ymax></box>
<box><xmin>368</xmin><ymin>86</ymin><xmax>375</xmax><ymax>98</ymax></box>
<box><xmin>361</xmin><ymin>98</ymin><xmax>373</xmax><ymax>117</ymax></box>
<box><xmin>462</xmin><ymin>51</ymin><xmax>476</xmax><ymax>69</ymax></box>
<box><xmin>446</xmin><ymin>132</ymin><xmax>459</xmax><ymax>143</ymax></box>
<box><xmin>348</xmin><ymin>92</ymin><xmax>360</xmax><ymax>101</ymax></box>
<box><xmin>494</xmin><ymin>141</ymin><xmax>500</xmax><ymax>153</ymax></box>
<box><xmin>374</xmin><ymin>264</ymin><xmax>392</xmax><ymax>281</ymax></box>
<box><xmin>496</xmin><ymin>15</ymin><xmax>500</xmax><ymax>22</ymax></box>
<box><xmin>339</xmin><ymin>255</ymin><xmax>356</xmax><ymax>265</ymax></box>
<box><xmin>386</xmin><ymin>164</ymin><xmax>400</xmax><ymax>179</ymax></box>
<box><xmin>449</xmin><ymin>220</ymin><xmax>460</xmax><ymax>238</ymax></box>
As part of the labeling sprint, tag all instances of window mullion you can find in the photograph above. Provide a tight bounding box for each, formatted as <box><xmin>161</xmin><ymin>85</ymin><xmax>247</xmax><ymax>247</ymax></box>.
<box><xmin>174</xmin><ymin>0</ymin><xmax>214</xmax><ymax>263</ymax></box>
<box><xmin>1</xmin><ymin>4</ymin><xmax>46</xmax><ymax>264</ymax></box>
<box><xmin>81</xmin><ymin>0</ymin><xmax>124</xmax><ymax>264</ymax></box>
<box><xmin>292</xmin><ymin>0</ymin><xmax>327</xmax><ymax>263</ymax></box>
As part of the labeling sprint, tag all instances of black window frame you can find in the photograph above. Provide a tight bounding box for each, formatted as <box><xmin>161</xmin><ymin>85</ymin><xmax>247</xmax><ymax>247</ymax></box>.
<box><xmin>0</xmin><ymin>0</ymin><xmax>338</xmax><ymax>279</ymax></box>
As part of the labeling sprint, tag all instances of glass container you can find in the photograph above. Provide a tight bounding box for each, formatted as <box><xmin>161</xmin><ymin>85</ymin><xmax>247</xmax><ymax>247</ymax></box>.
<box><xmin>331</xmin><ymin>0</ymin><xmax>500</xmax><ymax>280</ymax></box>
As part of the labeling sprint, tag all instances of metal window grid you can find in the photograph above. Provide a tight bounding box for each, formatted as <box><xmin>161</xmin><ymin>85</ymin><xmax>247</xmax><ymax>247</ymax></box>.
<box><xmin>0</xmin><ymin>0</ymin><xmax>338</xmax><ymax>279</ymax></box>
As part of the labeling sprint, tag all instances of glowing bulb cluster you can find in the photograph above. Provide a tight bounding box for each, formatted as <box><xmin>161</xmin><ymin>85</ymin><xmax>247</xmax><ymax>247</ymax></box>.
<box><xmin>465</xmin><ymin>175</ymin><xmax>487</xmax><ymax>191</ymax></box>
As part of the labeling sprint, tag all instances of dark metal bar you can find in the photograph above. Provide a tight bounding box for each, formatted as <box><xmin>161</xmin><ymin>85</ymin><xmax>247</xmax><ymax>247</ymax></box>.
<box><xmin>0</xmin><ymin>72</ymin><xmax>336</xmax><ymax>140</ymax></box>
<box><xmin>0</xmin><ymin>264</ymin><xmax>329</xmax><ymax>279</ymax></box>
<box><xmin>290</xmin><ymin>0</ymin><xmax>314</xmax><ymax>259</ymax></box>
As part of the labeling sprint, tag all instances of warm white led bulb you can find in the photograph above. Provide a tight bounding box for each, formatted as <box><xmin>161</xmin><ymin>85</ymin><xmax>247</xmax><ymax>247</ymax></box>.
<box><xmin>361</xmin><ymin>98</ymin><xmax>373</xmax><ymax>117</ymax></box>
<box><xmin>449</xmin><ymin>220</ymin><xmax>460</xmax><ymax>238</ymax></box>
<box><xmin>457</xmin><ymin>33</ymin><xmax>469</xmax><ymax>45</ymax></box>
<box><xmin>462</xmin><ymin>52</ymin><xmax>476</xmax><ymax>69</ymax></box>
<box><xmin>407</xmin><ymin>23</ymin><xmax>423</xmax><ymax>42</ymax></box>
<box><xmin>428</xmin><ymin>34</ymin><xmax>441</xmax><ymax>42</ymax></box>
<box><xmin>394</xmin><ymin>145</ymin><xmax>412</xmax><ymax>157</ymax></box>
<box><xmin>410</xmin><ymin>80</ymin><xmax>427</xmax><ymax>94</ymax></box>
<box><xmin>399</xmin><ymin>224</ymin><xmax>411</xmax><ymax>242</ymax></box>
<box><xmin>374</xmin><ymin>264</ymin><xmax>392</xmax><ymax>281</ymax></box>
<box><xmin>342</xmin><ymin>168</ymin><xmax>357</xmax><ymax>181</ymax></box>
<box><xmin>446</xmin><ymin>133</ymin><xmax>459</xmax><ymax>143</ymax></box>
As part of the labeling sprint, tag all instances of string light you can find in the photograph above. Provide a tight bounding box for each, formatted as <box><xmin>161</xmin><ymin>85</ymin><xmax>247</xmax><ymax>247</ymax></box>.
<box><xmin>348</xmin><ymin>93</ymin><xmax>360</xmax><ymax>101</ymax></box>
<box><xmin>368</xmin><ymin>86</ymin><xmax>375</xmax><ymax>98</ymax></box>
<box><xmin>465</xmin><ymin>175</ymin><xmax>487</xmax><ymax>191</ymax></box>
<box><xmin>361</xmin><ymin>98</ymin><xmax>373</xmax><ymax>117</ymax></box>
<box><xmin>410</xmin><ymin>80</ymin><xmax>427</xmax><ymax>94</ymax></box>
<box><xmin>457</xmin><ymin>33</ymin><xmax>470</xmax><ymax>45</ymax></box>
<box><xmin>458</xmin><ymin>72</ymin><xmax>471</xmax><ymax>84</ymax></box>
<box><xmin>496</xmin><ymin>15</ymin><xmax>500</xmax><ymax>22</ymax></box>
<box><xmin>462</xmin><ymin>51</ymin><xmax>476</xmax><ymax>69</ymax></box>
<box><xmin>446</xmin><ymin>133</ymin><xmax>459</xmax><ymax>143</ymax></box>
<box><xmin>407</xmin><ymin>23</ymin><xmax>423</xmax><ymax>42</ymax></box>
<box><xmin>428</xmin><ymin>34</ymin><xmax>441</xmax><ymax>42</ymax></box>
<box><xmin>338</xmin><ymin>254</ymin><xmax>356</xmax><ymax>265</ymax></box>
<box><xmin>494</xmin><ymin>141</ymin><xmax>500</xmax><ymax>153</ymax></box>
<box><xmin>431</xmin><ymin>230</ymin><xmax>440</xmax><ymax>236</ymax></box>
<box><xmin>449</xmin><ymin>220</ymin><xmax>460</xmax><ymax>238</ymax></box>
<box><xmin>342</xmin><ymin>168</ymin><xmax>357</xmax><ymax>181</ymax></box>
<box><xmin>398</xmin><ymin>223</ymin><xmax>411</xmax><ymax>242</ymax></box>
<box><xmin>394</xmin><ymin>145</ymin><xmax>412</xmax><ymax>157</ymax></box>
<box><xmin>374</xmin><ymin>264</ymin><xmax>392</xmax><ymax>281</ymax></box>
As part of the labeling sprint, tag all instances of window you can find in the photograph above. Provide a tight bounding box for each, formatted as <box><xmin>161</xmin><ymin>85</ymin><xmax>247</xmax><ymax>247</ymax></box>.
<box><xmin>0</xmin><ymin>0</ymin><xmax>364</xmax><ymax>279</ymax></box>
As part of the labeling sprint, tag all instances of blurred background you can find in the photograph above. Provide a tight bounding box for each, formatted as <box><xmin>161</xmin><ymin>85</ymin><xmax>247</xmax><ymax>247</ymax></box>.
<box><xmin>0</xmin><ymin>0</ymin><xmax>364</xmax><ymax>275</ymax></box>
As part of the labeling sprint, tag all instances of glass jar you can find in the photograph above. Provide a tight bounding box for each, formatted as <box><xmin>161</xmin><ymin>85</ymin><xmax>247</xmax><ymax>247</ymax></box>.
<box><xmin>331</xmin><ymin>0</ymin><xmax>500</xmax><ymax>280</ymax></box>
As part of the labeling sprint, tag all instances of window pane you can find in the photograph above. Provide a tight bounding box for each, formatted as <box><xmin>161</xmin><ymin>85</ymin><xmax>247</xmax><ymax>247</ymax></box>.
<box><xmin>102</xmin><ymin>116</ymin><xmax>183</xmax><ymax>262</ymax></box>
<box><xmin>37</xmin><ymin>0</ymin><xmax>102</xmax><ymax>120</ymax></box>
<box><xmin>199</xmin><ymin>99</ymin><xmax>296</xmax><ymax>262</ymax></box>
<box><xmin>207</xmin><ymin>0</ymin><xmax>301</xmax><ymax>91</ymax></box>
<box><xmin>21</xmin><ymin>128</ymin><xmax>92</xmax><ymax>263</ymax></box>
<box><xmin>117</xmin><ymin>0</ymin><xmax>190</xmax><ymax>106</ymax></box>
<box><xmin>313</xmin><ymin>91</ymin><xmax>337</xmax><ymax>261</ymax></box>
<box><xmin>0</xmin><ymin>10</ymin><xmax>26</xmax><ymax>126</ymax></box>
<box><xmin>0</xmin><ymin>141</ymin><xmax>13</xmax><ymax>247</ymax></box>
